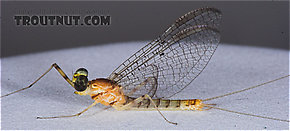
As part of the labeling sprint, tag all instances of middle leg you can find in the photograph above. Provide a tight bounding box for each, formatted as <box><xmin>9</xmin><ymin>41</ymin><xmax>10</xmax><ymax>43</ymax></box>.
<box><xmin>114</xmin><ymin>76</ymin><xmax>177</xmax><ymax>125</ymax></box>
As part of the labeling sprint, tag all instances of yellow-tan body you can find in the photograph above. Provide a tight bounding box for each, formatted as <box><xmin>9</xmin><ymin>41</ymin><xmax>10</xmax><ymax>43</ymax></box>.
<box><xmin>75</xmin><ymin>78</ymin><xmax>204</xmax><ymax>111</ymax></box>
<box><xmin>128</xmin><ymin>98</ymin><xmax>204</xmax><ymax>111</ymax></box>
<box><xmin>75</xmin><ymin>78</ymin><xmax>127</xmax><ymax>107</ymax></box>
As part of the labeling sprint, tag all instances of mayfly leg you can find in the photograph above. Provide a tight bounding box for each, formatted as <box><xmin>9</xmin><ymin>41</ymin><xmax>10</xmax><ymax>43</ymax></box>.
<box><xmin>0</xmin><ymin>63</ymin><xmax>74</xmax><ymax>98</ymax></box>
<box><xmin>37</xmin><ymin>100</ymin><xmax>99</xmax><ymax>119</ymax></box>
<box><xmin>116</xmin><ymin>76</ymin><xmax>177</xmax><ymax>125</ymax></box>
<box><xmin>116</xmin><ymin>94</ymin><xmax>177</xmax><ymax>125</ymax></box>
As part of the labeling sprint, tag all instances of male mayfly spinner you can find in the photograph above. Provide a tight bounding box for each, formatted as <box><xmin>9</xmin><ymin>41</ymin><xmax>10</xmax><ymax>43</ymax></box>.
<box><xmin>1</xmin><ymin>7</ymin><xmax>289</xmax><ymax>125</ymax></box>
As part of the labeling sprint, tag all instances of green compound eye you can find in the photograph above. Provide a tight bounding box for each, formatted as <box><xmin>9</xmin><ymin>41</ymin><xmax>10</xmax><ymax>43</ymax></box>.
<box><xmin>73</xmin><ymin>75</ymin><xmax>88</xmax><ymax>91</ymax></box>
<box><xmin>73</xmin><ymin>68</ymin><xmax>88</xmax><ymax>91</ymax></box>
<box><xmin>75</xmin><ymin>68</ymin><xmax>88</xmax><ymax>76</ymax></box>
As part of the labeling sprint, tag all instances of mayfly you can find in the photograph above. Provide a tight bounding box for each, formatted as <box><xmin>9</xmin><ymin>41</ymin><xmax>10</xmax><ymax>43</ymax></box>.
<box><xmin>1</xmin><ymin>7</ymin><xmax>289</xmax><ymax>125</ymax></box>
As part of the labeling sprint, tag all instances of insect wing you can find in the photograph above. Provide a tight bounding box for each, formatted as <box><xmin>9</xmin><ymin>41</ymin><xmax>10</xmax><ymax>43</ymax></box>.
<box><xmin>153</xmin><ymin>25</ymin><xmax>220</xmax><ymax>98</ymax></box>
<box><xmin>160</xmin><ymin>8</ymin><xmax>221</xmax><ymax>43</ymax></box>
<box><xmin>117</xmin><ymin>64</ymin><xmax>159</xmax><ymax>98</ymax></box>
<box><xmin>109</xmin><ymin>7</ymin><xmax>222</xmax><ymax>98</ymax></box>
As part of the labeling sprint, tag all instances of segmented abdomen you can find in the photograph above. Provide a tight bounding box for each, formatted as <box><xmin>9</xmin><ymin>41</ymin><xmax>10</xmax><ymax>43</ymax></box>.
<box><xmin>128</xmin><ymin>97</ymin><xmax>204</xmax><ymax>111</ymax></box>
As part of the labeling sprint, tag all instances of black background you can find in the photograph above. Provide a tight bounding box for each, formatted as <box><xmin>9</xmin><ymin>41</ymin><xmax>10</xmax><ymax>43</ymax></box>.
<box><xmin>1</xmin><ymin>1</ymin><xmax>289</xmax><ymax>57</ymax></box>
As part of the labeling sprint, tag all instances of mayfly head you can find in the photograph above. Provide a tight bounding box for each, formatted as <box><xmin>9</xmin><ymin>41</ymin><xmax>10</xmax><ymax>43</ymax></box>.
<box><xmin>72</xmin><ymin>68</ymin><xmax>88</xmax><ymax>92</ymax></box>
